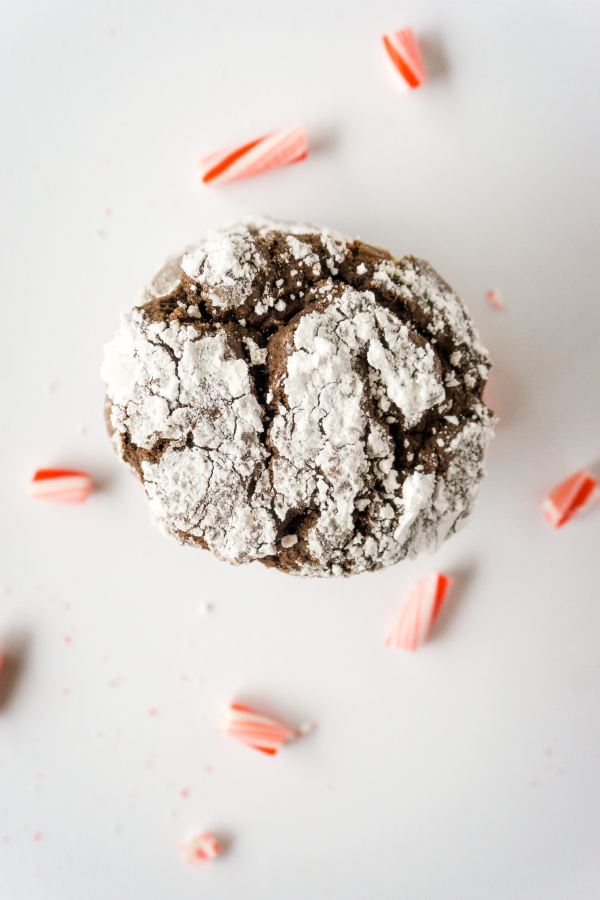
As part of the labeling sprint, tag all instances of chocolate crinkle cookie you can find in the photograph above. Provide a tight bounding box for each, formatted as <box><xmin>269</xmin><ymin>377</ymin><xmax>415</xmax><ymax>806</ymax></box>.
<box><xmin>101</xmin><ymin>218</ymin><xmax>495</xmax><ymax>577</ymax></box>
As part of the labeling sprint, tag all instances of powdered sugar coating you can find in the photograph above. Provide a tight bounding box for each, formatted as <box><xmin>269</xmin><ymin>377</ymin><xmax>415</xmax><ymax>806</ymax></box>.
<box><xmin>269</xmin><ymin>287</ymin><xmax>451</xmax><ymax>574</ymax></box>
<box><xmin>102</xmin><ymin>315</ymin><xmax>275</xmax><ymax>563</ymax></box>
<box><xmin>102</xmin><ymin>218</ymin><xmax>495</xmax><ymax>577</ymax></box>
<box><xmin>181</xmin><ymin>231</ymin><xmax>267</xmax><ymax>310</ymax></box>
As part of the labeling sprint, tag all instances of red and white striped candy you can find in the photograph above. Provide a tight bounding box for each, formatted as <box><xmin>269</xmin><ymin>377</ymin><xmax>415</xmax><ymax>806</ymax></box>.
<box><xmin>220</xmin><ymin>702</ymin><xmax>297</xmax><ymax>755</ymax></box>
<box><xmin>382</xmin><ymin>28</ymin><xmax>428</xmax><ymax>92</ymax></box>
<box><xmin>180</xmin><ymin>832</ymin><xmax>220</xmax><ymax>865</ymax></box>
<box><xmin>198</xmin><ymin>124</ymin><xmax>308</xmax><ymax>186</ymax></box>
<box><xmin>29</xmin><ymin>469</ymin><xmax>93</xmax><ymax>504</ymax></box>
<box><xmin>486</xmin><ymin>288</ymin><xmax>504</xmax><ymax>311</ymax></box>
<box><xmin>386</xmin><ymin>573</ymin><xmax>453</xmax><ymax>651</ymax></box>
<box><xmin>542</xmin><ymin>469</ymin><xmax>599</xmax><ymax>528</ymax></box>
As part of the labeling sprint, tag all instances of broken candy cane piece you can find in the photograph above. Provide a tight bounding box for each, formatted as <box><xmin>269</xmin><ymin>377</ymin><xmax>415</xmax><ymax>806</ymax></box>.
<box><xmin>181</xmin><ymin>832</ymin><xmax>220</xmax><ymax>865</ymax></box>
<box><xmin>542</xmin><ymin>469</ymin><xmax>599</xmax><ymax>528</ymax></box>
<box><xmin>29</xmin><ymin>469</ymin><xmax>93</xmax><ymax>504</ymax></box>
<box><xmin>198</xmin><ymin>124</ymin><xmax>308</xmax><ymax>186</ymax></box>
<box><xmin>386</xmin><ymin>573</ymin><xmax>453</xmax><ymax>650</ymax></box>
<box><xmin>382</xmin><ymin>28</ymin><xmax>428</xmax><ymax>92</ymax></box>
<box><xmin>220</xmin><ymin>702</ymin><xmax>300</xmax><ymax>755</ymax></box>
<box><xmin>486</xmin><ymin>289</ymin><xmax>504</xmax><ymax>311</ymax></box>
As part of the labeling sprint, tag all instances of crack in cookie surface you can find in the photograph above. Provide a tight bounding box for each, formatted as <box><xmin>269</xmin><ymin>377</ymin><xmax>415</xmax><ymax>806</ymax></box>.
<box><xmin>102</xmin><ymin>217</ymin><xmax>495</xmax><ymax>577</ymax></box>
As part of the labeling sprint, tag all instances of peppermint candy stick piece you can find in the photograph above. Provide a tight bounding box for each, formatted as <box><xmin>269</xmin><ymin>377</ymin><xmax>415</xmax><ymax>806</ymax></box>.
<box><xmin>542</xmin><ymin>469</ymin><xmax>600</xmax><ymax>528</ymax></box>
<box><xmin>386</xmin><ymin>573</ymin><xmax>453</xmax><ymax>651</ymax></box>
<box><xmin>180</xmin><ymin>832</ymin><xmax>220</xmax><ymax>865</ymax></box>
<box><xmin>29</xmin><ymin>469</ymin><xmax>93</xmax><ymax>504</ymax></box>
<box><xmin>198</xmin><ymin>124</ymin><xmax>308</xmax><ymax>186</ymax></box>
<box><xmin>382</xmin><ymin>28</ymin><xmax>428</xmax><ymax>92</ymax></box>
<box><xmin>220</xmin><ymin>702</ymin><xmax>297</xmax><ymax>755</ymax></box>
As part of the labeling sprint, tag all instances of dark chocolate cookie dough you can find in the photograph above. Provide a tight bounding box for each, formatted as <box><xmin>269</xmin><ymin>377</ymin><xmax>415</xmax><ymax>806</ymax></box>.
<box><xmin>102</xmin><ymin>218</ymin><xmax>495</xmax><ymax>577</ymax></box>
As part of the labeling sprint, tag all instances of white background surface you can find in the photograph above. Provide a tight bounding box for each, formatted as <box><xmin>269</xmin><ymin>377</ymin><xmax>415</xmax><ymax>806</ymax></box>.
<box><xmin>1</xmin><ymin>1</ymin><xmax>600</xmax><ymax>898</ymax></box>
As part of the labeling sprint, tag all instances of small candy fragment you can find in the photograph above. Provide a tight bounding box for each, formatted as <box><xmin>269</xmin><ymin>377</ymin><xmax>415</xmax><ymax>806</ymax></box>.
<box><xmin>296</xmin><ymin>720</ymin><xmax>317</xmax><ymax>737</ymax></box>
<box><xmin>181</xmin><ymin>832</ymin><xmax>220</xmax><ymax>865</ymax></box>
<box><xmin>542</xmin><ymin>469</ymin><xmax>599</xmax><ymax>528</ymax></box>
<box><xmin>198</xmin><ymin>125</ymin><xmax>308</xmax><ymax>186</ymax></box>
<box><xmin>486</xmin><ymin>288</ymin><xmax>504</xmax><ymax>311</ymax></box>
<box><xmin>29</xmin><ymin>469</ymin><xmax>92</xmax><ymax>504</ymax></box>
<box><xmin>386</xmin><ymin>573</ymin><xmax>453</xmax><ymax>651</ymax></box>
<box><xmin>382</xmin><ymin>28</ymin><xmax>427</xmax><ymax>92</ymax></box>
<box><xmin>220</xmin><ymin>702</ymin><xmax>297</xmax><ymax>755</ymax></box>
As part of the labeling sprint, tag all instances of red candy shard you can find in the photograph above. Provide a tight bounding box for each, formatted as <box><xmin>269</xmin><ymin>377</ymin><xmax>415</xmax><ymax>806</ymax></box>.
<box><xmin>29</xmin><ymin>469</ymin><xmax>92</xmax><ymax>504</ymax></box>
<box><xmin>386</xmin><ymin>573</ymin><xmax>453</xmax><ymax>651</ymax></box>
<box><xmin>542</xmin><ymin>469</ymin><xmax>599</xmax><ymax>528</ymax></box>
<box><xmin>220</xmin><ymin>702</ymin><xmax>298</xmax><ymax>755</ymax></box>
<box><xmin>198</xmin><ymin>124</ymin><xmax>308</xmax><ymax>186</ymax></box>
<box><xmin>382</xmin><ymin>28</ymin><xmax>427</xmax><ymax>92</ymax></box>
<box><xmin>486</xmin><ymin>288</ymin><xmax>504</xmax><ymax>311</ymax></box>
<box><xmin>181</xmin><ymin>832</ymin><xmax>220</xmax><ymax>865</ymax></box>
